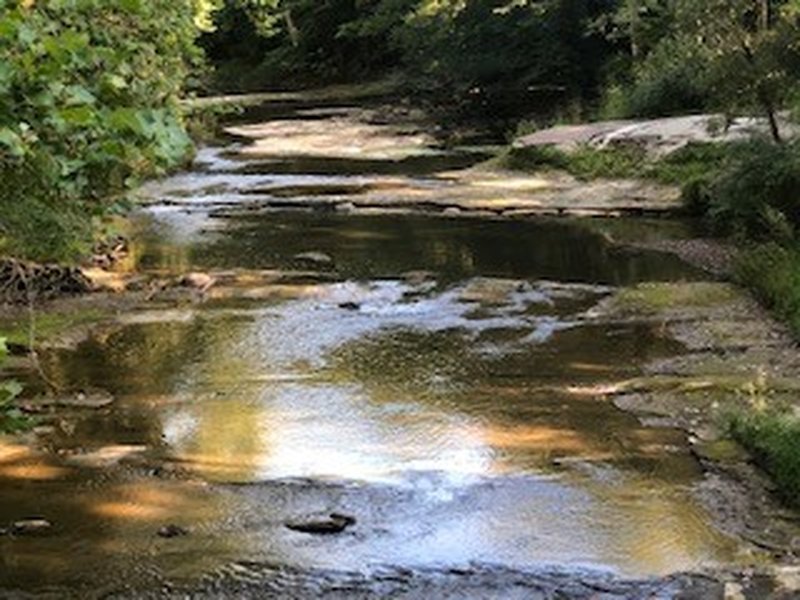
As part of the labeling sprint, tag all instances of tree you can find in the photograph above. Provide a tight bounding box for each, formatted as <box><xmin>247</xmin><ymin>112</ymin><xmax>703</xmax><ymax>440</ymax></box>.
<box><xmin>675</xmin><ymin>0</ymin><xmax>800</xmax><ymax>142</ymax></box>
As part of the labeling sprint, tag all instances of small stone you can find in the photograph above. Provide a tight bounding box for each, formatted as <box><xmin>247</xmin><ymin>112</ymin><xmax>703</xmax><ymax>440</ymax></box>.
<box><xmin>294</xmin><ymin>252</ymin><xmax>333</xmax><ymax>265</ymax></box>
<box><xmin>724</xmin><ymin>582</ymin><xmax>745</xmax><ymax>600</ymax></box>
<box><xmin>336</xmin><ymin>202</ymin><xmax>356</xmax><ymax>213</ymax></box>
<box><xmin>443</xmin><ymin>207</ymin><xmax>461</xmax><ymax>216</ymax></box>
<box><xmin>180</xmin><ymin>272</ymin><xmax>216</xmax><ymax>291</ymax></box>
<box><xmin>46</xmin><ymin>390</ymin><xmax>114</xmax><ymax>409</ymax></box>
<box><xmin>285</xmin><ymin>513</ymin><xmax>356</xmax><ymax>535</ymax></box>
<box><xmin>157</xmin><ymin>524</ymin><xmax>189</xmax><ymax>539</ymax></box>
<box><xmin>11</xmin><ymin>519</ymin><xmax>52</xmax><ymax>536</ymax></box>
<box><xmin>338</xmin><ymin>302</ymin><xmax>361</xmax><ymax>311</ymax></box>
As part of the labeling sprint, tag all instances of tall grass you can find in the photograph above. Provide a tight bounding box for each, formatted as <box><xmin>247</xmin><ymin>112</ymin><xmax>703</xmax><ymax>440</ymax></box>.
<box><xmin>727</xmin><ymin>407</ymin><xmax>800</xmax><ymax>508</ymax></box>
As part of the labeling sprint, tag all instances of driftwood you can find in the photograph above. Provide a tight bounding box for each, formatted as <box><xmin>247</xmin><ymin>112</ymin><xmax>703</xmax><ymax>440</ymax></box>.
<box><xmin>0</xmin><ymin>259</ymin><xmax>90</xmax><ymax>304</ymax></box>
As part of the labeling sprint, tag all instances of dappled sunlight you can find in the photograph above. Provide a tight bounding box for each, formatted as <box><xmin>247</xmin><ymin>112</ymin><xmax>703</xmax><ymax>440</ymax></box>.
<box><xmin>0</xmin><ymin>462</ymin><xmax>70</xmax><ymax>482</ymax></box>
<box><xmin>227</xmin><ymin>115</ymin><xmax>437</xmax><ymax>161</ymax></box>
<box><xmin>578</xmin><ymin>475</ymin><xmax>739</xmax><ymax>576</ymax></box>
<box><xmin>88</xmin><ymin>482</ymin><xmax>206</xmax><ymax>522</ymax></box>
<box><xmin>480</xmin><ymin>424</ymin><xmax>589</xmax><ymax>453</ymax></box>
<box><xmin>0</xmin><ymin>443</ymin><xmax>70</xmax><ymax>481</ymax></box>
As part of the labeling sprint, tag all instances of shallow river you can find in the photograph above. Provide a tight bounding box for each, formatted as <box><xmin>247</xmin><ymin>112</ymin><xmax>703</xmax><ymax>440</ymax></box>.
<box><xmin>0</xmin><ymin>101</ymin><xmax>756</xmax><ymax>597</ymax></box>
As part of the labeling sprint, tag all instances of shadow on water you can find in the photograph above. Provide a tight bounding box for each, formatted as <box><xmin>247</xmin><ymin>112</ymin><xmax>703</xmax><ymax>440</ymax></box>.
<box><xmin>138</xmin><ymin>212</ymin><xmax>703</xmax><ymax>286</ymax></box>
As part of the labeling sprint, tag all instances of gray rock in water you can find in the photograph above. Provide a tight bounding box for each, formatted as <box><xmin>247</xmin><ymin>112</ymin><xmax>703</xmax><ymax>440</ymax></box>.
<box><xmin>157</xmin><ymin>524</ymin><xmax>189</xmax><ymax>539</ymax></box>
<box><xmin>285</xmin><ymin>513</ymin><xmax>355</xmax><ymax>535</ymax></box>
<box><xmin>11</xmin><ymin>519</ymin><xmax>52</xmax><ymax>536</ymax></box>
<box><xmin>180</xmin><ymin>272</ymin><xmax>216</xmax><ymax>291</ymax></box>
<box><xmin>338</xmin><ymin>302</ymin><xmax>361</xmax><ymax>311</ymax></box>
<box><xmin>293</xmin><ymin>252</ymin><xmax>333</xmax><ymax>265</ymax></box>
<box><xmin>51</xmin><ymin>390</ymin><xmax>114</xmax><ymax>409</ymax></box>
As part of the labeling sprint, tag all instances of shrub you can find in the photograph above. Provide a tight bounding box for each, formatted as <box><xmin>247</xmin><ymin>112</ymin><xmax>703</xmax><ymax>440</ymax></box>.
<box><xmin>623</xmin><ymin>35</ymin><xmax>712</xmax><ymax>118</ymax></box>
<box><xmin>707</xmin><ymin>140</ymin><xmax>800</xmax><ymax>239</ymax></box>
<box><xmin>501</xmin><ymin>141</ymin><xmax>727</xmax><ymax>190</ymax></box>
<box><xmin>0</xmin><ymin>0</ymin><xmax>205</xmax><ymax>262</ymax></box>
<box><xmin>727</xmin><ymin>406</ymin><xmax>800</xmax><ymax>509</ymax></box>
<box><xmin>735</xmin><ymin>243</ymin><xmax>800</xmax><ymax>336</ymax></box>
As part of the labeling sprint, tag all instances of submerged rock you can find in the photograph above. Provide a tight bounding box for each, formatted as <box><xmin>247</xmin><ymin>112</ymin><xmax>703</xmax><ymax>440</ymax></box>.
<box><xmin>29</xmin><ymin>390</ymin><xmax>115</xmax><ymax>410</ymax></box>
<box><xmin>180</xmin><ymin>272</ymin><xmax>216</xmax><ymax>291</ymax></box>
<box><xmin>11</xmin><ymin>518</ymin><xmax>52</xmax><ymax>536</ymax></box>
<box><xmin>294</xmin><ymin>252</ymin><xmax>333</xmax><ymax>266</ymax></box>
<box><xmin>157</xmin><ymin>524</ymin><xmax>190</xmax><ymax>539</ymax></box>
<box><xmin>285</xmin><ymin>513</ymin><xmax>356</xmax><ymax>535</ymax></box>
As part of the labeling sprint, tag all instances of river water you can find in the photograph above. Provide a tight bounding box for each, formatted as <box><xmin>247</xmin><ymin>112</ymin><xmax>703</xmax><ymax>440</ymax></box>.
<box><xmin>0</xmin><ymin>100</ymin><xmax>755</xmax><ymax>597</ymax></box>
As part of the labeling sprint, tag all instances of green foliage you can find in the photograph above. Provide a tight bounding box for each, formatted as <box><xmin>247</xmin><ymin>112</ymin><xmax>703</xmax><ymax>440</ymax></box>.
<box><xmin>0</xmin><ymin>0</ymin><xmax>205</xmax><ymax>262</ymax></box>
<box><xmin>727</xmin><ymin>404</ymin><xmax>800</xmax><ymax>508</ymax></box>
<box><xmin>501</xmin><ymin>141</ymin><xmax>728</xmax><ymax>188</ymax></box>
<box><xmin>619</xmin><ymin>35</ymin><xmax>712</xmax><ymax>118</ymax></box>
<box><xmin>706</xmin><ymin>139</ymin><xmax>800</xmax><ymax>239</ymax></box>
<box><xmin>204</xmin><ymin>0</ymin><xmax>617</xmax><ymax>122</ymax></box>
<box><xmin>501</xmin><ymin>144</ymin><xmax>645</xmax><ymax>180</ymax></box>
<box><xmin>735</xmin><ymin>242</ymin><xmax>800</xmax><ymax>335</ymax></box>
<box><xmin>0</xmin><ymin>337</ymin><xmax>27</xmax><ymax>434</ymax></box>
<box><xmin>610</xmin><ymin>0</ymin><xmax>800</xmax><ymax>124</ymax></box>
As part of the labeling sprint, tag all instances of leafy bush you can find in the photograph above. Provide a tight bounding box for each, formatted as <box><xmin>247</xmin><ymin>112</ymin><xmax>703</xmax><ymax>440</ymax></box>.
<box><xmin>735</xmin><ymin>243</ymin><xmax>800</xmax><ymax>336</ymax></box>
<box><xmin>706</xmin><ymin>140</ymin><xmax>800</xmax><ymax>239</ymax></box>
<box><xmin>727</xmin><ymin>406</ymin><xmax>800</xmax><ymax>509</ymax></box>
<box><xmin>0</xmin><ymin>0</ymin><xmax>205</xmax><ymax>262</ymax></box>
<box><xmin>620</xmin><ymin>35</ymin><xmax>711</xmax><ymax>118</ymax></box>
<box><xmin>501</xmin><ymin>141</ymin><xmax>728</xmax><ymax>189</ymax></box>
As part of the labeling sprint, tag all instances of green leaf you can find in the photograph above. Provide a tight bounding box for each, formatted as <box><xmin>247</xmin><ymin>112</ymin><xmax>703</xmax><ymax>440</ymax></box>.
<box><xmin>0</xmin><ymin>128</ymin><xmax>25</xmax><ymax>157</ymax></box>
<box><xmin>59</xmin><ymin>105</ymin><xmax>96</xmax><ymax>126</ymax></box>
<box><xmin>65</xmin><ymin>85</ymin><xmax>97</xmax><ymax>106</ymax></box>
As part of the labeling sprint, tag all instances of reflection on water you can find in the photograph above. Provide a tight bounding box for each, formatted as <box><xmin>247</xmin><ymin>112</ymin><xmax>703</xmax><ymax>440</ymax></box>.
<box><xmin>135</xmin><ymin>211</ymin><xmax>702</xmax><ymax>286</ymax></box>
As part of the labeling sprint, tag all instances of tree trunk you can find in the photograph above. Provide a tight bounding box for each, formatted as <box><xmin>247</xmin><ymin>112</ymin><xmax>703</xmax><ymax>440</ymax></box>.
<box><xmin>285</xmin><ymin>9</ymin><xmax>299</xmax><ymax>47</ymax></box>
<box><xmin>758</xmin><ymin>0</ymin><xmax>770</xmax><ymax>31</ymax></box>
<box><xmin>629</xmin><ymin>0</ymin><xmax>640</xmax><ymax>59</ymax></box>
<box><xmin>762</xmin><ymin>94</ymin><xmax>782</xmax><ymax>143</ymax></box>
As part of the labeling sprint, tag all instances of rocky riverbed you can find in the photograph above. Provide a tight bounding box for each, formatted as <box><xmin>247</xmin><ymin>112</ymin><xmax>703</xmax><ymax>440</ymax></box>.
<box><xmin>1</xmin><ymin>94</ymin><xmax>799</xmax><ymax>599</ymax></box>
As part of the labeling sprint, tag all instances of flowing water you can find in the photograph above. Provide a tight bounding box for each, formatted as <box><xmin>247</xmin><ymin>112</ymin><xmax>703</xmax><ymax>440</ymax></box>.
<box><xmin>0</xmin><ymin>101</ymin><xmax>755</xmax><ymax>597</ymax></box>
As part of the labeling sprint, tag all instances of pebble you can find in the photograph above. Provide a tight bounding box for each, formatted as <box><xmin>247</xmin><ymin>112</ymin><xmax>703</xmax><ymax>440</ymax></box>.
<box><xmin>11</xmin><ymin>519</ymin><xmax>53</xmax><ymax>536</ymax></box>
<box><xmin>157</xmin><ymin>524</ymin><xmax>190</xmax><ymax>539</ymax></box>
<box><xmin>294</xmin><ymin>252</ymin><xmax>333</xmax><ymax>265</ymax></box>
<box><xmin>285</xmin><ymin>513</ymin><xmax>356</xmax><ymax>535</ymax></box>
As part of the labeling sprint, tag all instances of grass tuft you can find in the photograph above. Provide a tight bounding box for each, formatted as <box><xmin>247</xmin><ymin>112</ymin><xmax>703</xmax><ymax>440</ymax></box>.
<box><xmin>727</xmin><ymin>407</ymin><xmax>800</xmax><ymax>509</ymax></box>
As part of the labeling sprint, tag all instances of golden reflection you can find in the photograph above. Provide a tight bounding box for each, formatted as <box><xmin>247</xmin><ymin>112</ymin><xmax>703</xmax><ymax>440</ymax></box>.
<box><xmin>480</xmin><ymin>424</ymin><xmax>589</xmax><ymax>453</ymax></box>
<box><xmin>584</xmin><ymin>477</ymin><xmax>738</xmax><ymax>576</ymax></box>
<box><xmin>0</xmin><ymin>463</ymin><xmax>70</xmax><ymax>481</ymax></box>
<box><xmin>569</xmin><ymin>362</ymin><xmax>618</xmax><ymax>373</ymax></box>
<box><xmin>89</xmin><ymin>482</ymin><xmax>205</xmax><ymax>521</ymax></box>
<box><xmin>0</xmin><ymin>443</ymin><xmax>34</xmax><ymax>462</ymax></box>
<box><xmin>0</xmin><ymin>442</ymin><xmax>70</xmax><ymax>481</ymax></box>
